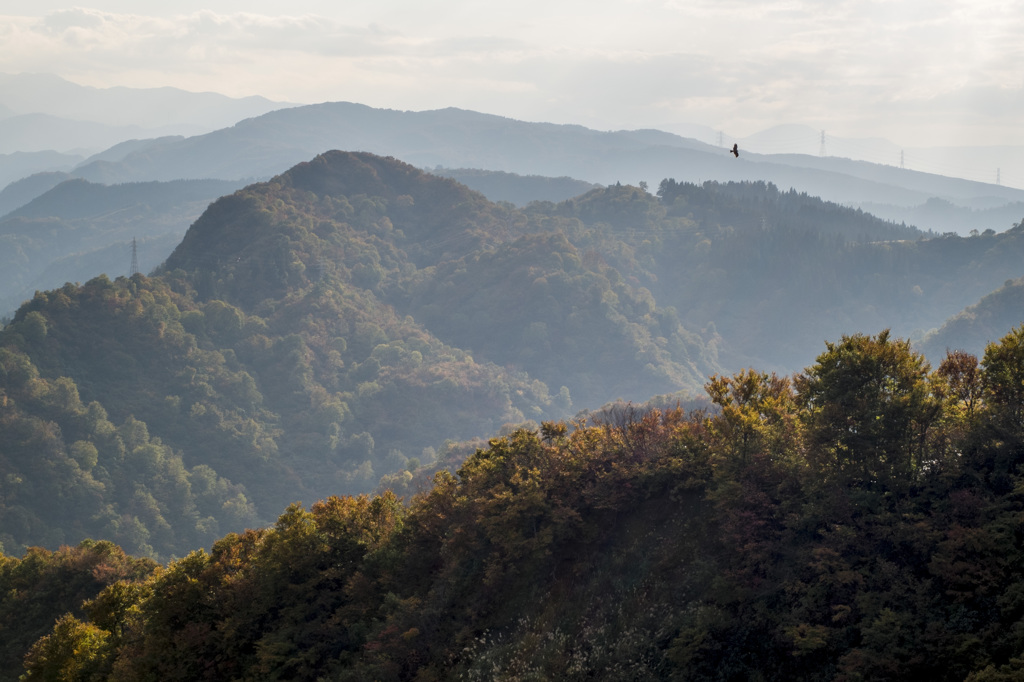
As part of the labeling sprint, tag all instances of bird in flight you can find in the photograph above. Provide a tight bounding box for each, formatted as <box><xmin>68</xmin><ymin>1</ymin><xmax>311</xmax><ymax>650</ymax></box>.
<box><xmin>730</xmin><ymin>143</ymin><xmax>739</xmax><ymax>158</ymax></box>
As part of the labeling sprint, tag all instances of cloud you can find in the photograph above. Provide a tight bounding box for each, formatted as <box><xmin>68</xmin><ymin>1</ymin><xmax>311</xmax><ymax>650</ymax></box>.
<box><xmin>0</xmin><ymin>2</ymin><xmax>1022</xmax><ymax>146</ymax></box>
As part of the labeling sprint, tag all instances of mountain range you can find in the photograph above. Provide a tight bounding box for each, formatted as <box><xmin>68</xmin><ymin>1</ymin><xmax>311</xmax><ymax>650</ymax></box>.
<box><xmin>52</xmin><ymin>102</ymin><xmax>1024</xmax><ymax>227</ymax></box>
<box><xmin>1</xmin><ymin>77</ymin><xmax>1021</xmax><ymax>235</ymax></box>
<box><xmin>2</xmin><ymin>92</ymin><xmax>1023</xmax><ymax>333</ymax></box>
<box><xmin>1</xmin><ymin>77</ymin><xmax>1023</xmax><ymax>560</ymax></box>
<box><xmin>3</xmin><ymin>76</ymin><xmax>1024</xmax><ymax>682</ymax></box>
<box><xmin>4</xmin><ymin>150</ymin><xmax>1024</xmax><ymax>563</ymax></box>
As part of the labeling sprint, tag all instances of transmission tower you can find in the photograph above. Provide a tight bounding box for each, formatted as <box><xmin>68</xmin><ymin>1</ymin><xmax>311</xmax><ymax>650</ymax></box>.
<box><xmin>129</xmin><ymin>237</ymin><xmax>139</xmax><ymax>277</ymax></box>
<box><xmin>819</xmin><ymin>130</ymin><xmax>826</xmax><ymax>157</ymax></box>
<box><xmin>997</xmin><ymin>168</ymin><xmax>1001</xmax><ymax>185</ymax></box>
<box><xmin>717</xmin><ymin>130</ymin><xmax>724</xmax><ymax>148</ymax></box>
<box><xmin>900</xmin><ymin>150</ymin><xmax>905</xmax><ymax>169</ymax></box>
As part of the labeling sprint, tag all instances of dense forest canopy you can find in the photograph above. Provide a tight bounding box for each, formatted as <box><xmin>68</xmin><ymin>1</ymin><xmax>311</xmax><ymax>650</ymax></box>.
<box><xmin>7</xmin><ymin>326</ymin><xmax>1024</xmax><ymax>680</ymax></box>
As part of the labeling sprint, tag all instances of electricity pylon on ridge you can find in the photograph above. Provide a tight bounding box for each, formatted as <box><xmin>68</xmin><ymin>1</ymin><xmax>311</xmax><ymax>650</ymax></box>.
<box><xmin>130</xmin><ymin>237</ymin><xmax>139</xmax><ymax>277</ymax></box>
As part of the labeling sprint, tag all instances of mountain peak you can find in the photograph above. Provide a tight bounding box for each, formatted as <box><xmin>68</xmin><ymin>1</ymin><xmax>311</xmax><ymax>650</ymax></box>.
<box><xmin>161</xmin><ymin>151</ymin><xmax>502</xmax><ymax>307</ymax></box>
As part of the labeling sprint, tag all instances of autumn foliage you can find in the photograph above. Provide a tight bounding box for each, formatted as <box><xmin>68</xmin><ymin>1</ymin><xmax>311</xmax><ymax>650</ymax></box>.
<box><xmin>8</xmin><ymin>327</ymin><xmax>1024</xmax><ymax>680</ymax></box>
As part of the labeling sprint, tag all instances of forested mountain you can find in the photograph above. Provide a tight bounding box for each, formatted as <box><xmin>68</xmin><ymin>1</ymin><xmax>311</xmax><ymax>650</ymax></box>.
<box><xmin>0</xmin><ymin>178</ymin><xmax>244</xmax><ymax>316</ymax></box>
<box><xmin>0</xmin><ymin>167</ymin><xmax>595</xmax><ymax>321</ymax></box>
<box><xmin>549</xmin><ymin>178</ymin><xmax>1024</xmax><ymax>371</ymax></box>
<box><xmin>9</xmin><ymin>327</ymin><xmax>1024</xmax><ymax>680</ymax></box>
<box><xmin>0</xmin><ymin>152</ymin><xmax>715</xmax><ymax>561</ymax></box>
<box><xmin>6</xmin><ymin>151</ymin><xmax>1024</xmax><ymax>566</ymax></box>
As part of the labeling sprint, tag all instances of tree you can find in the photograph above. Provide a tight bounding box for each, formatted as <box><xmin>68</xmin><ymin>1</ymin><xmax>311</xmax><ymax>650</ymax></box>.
<box><xmin>21</xmin><ymin>614</ymin><xmax>111</xmax><ymax>681</ymax></box>
<box><xmin>796</xmin><ymin>331</ymin><xmax>938</xmax><ymax>490</ymax></box>
<box><xmin>705</xmin><ymin>369</ymin><xmax>800</xmax><ymax>466</ymax></box>
<box><xmin>982</xmin><ymin>324</ymin><xmax>1024</xmax><ymax>435</ymax></box>
<box><xmin>936</xmin><ymin>350</ymin><xmax>983</xmax><ymax>422</ymax></box>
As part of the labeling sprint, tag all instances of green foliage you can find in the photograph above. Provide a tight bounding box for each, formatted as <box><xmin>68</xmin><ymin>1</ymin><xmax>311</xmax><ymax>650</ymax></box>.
<box><xmin>797</xmin><ymin>330</ymin><xmax>939</xmax><ymax>491</ymax></box>
<box><xmin>13</xmin><ymin>153</ymin><xmax>1024</xmax><ymax>678</ymax></box>
<box><xmin>19</xmin><ymin>325</ymin><xmax>1024</xmax><ymax>680</ymax></box>
<box><xmin>0</xmin><ymin>540</ymin><xmax>156</xmax><ymax>682</ymax></box>
<box><xmin>0</xmin><ymin>340</ymin><xmax>255</xmax><ymax>560</ymax></box>
<box><xmin>21</xmin><ymin>614</ymin><xmax>110</xmax><ymax>682</ymax></box>
<box><xmin>982</xmin><ymin>324</ymin><xmax>1024</xmax><ymax>433</ymax></box>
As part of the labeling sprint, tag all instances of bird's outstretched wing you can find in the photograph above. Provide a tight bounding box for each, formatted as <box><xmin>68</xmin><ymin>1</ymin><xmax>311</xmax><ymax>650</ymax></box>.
<box><xmin>730</xmin><ymin>143</ymin><xmax>739</xmax><ymax>157</ymax></box>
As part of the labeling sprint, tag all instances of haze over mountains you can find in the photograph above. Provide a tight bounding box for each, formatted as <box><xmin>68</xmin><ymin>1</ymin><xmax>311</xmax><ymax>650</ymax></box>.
<box><xmin>4</xmin><ymin>150</ymin><xmax>1024</xmax><ymax>559</ymax></box>
<box><xmin>1</xmin><ymin>75</ymin><xmax>1022</xmax><ymax>371</ymax></box>
<box><xmin>5</xmin><ymin>149</ymin><xmax>1024</xmax><ymax>680</ymax></box>
<box><xmin>49</xmin><ymin>103</ymin><xmax>1024</xmax><ymax>227</ymax></box>
<box><xmin>0</xmin><ymin>73</ymin><xmax>293</xmax><ymax>151</ymax></box>
<box><xmin>0</xmin><ymin>177</ymin><xmax>245</xmax><ymax>315</ymax></box>
<box><xmin>0</xmin><ymin>74</ymin><xmax>291</xmax><ymax>188</ymax></box>
<box><xmin>3</xmin><ymin>74</ymin><xmax>1022</xmax><ymax>232</ymax></box>
<box><xmin>3</xmin><ymin>70</ymin><xmax>1024</xmax><ymax>680</ymax></box>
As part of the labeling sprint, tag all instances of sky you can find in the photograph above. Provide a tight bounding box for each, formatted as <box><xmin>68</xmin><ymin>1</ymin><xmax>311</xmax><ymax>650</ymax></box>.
<box><xmin>1</xmin><ymin>0</ymin><xmax>1023</xmax><ymax>151</ymax></box>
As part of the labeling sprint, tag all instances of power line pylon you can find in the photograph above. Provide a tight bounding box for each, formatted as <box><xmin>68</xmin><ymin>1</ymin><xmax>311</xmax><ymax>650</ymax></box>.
<box><xmin>129</xmin><ymin>237</ymin><xmax>139</xmax><ymax>277</ymax></box>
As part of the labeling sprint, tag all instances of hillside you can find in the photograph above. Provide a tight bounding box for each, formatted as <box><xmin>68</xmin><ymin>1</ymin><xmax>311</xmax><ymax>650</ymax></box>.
<box><xmin>0</xmin><ymin>178</ymin><xmax>244</xmax><ymax>316</ymax></box>
<box><xmin>9</xmin><ymin>327</ymin><xmax>1024</xmax><ymax>681</ymax></box>
<box><xmin>0</xmin><ymin>171</ymin><xmax>71</xmax><ymax>216</ymax></box>
<box><xmin>918</xmin><ymin>261</ymin><xmax>1024</xmax><ymax>361</ymax></box>
<box><xmin>0</xmin><ymin>168</ymin><xmax>605</xmax><ymax>319</ymax></box>
<box><xmin>544</xmin><ymin>179</ymin><xmax>1024</xmax><ymax>371</ymax></box>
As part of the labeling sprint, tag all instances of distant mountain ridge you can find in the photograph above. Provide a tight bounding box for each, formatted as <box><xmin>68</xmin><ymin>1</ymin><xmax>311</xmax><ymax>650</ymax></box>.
<box><xmin>0</xmin><ymin>171</ymin><xmax>71</xmax><ymax>217</ymax></box>
<box><xmin>0</xmin><ymin>73</ymin><xmax>296</xmax><ymax>157</ymax></box>
<box><xmin>0</xmin><ymin>113</ymin><xmax>157</xmax><ymax>155</ymax></box>
<box><xmin>0</xmin><ymin>151</ymin><xmax>82</xmax><ymax>189</ymax></box>
<box><xmin>0</xmin><ymin>73</ymin><xmax>293</xmax><ymax>132</ymax></box>
<box><xmin>1</xmin><ymin>80</ymin><xmax>1022</xmax><ymax>235</ymax></box>
<box><xmin>49</xmin><ymin>101</ymin><xmax>1023</xmax><ymax>236</ymax></box>
<box><xmin>740</xmin><ymin>123</ymin><xmax>1024</xmax><ymax>190</ymax></box>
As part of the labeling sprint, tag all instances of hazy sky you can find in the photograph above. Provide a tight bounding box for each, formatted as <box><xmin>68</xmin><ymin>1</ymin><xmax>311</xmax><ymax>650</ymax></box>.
<box><xmin>1</xmin><ymin>0</ymin><xmax>1023</xmax><ymax>149</ymax></box>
